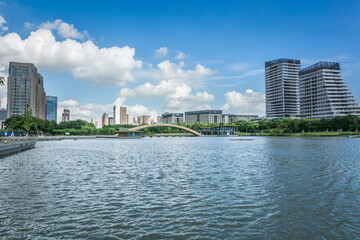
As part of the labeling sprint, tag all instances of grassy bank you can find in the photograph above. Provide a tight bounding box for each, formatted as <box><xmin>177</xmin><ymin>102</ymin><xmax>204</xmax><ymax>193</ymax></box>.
<box><xmin>236</xmin><ymin>132</ymin><xmax>359</xmax><ymax>137</ymax></box>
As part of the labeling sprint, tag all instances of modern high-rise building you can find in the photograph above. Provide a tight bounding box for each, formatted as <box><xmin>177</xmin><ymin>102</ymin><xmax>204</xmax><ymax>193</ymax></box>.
<box><xmin>46</xmin><ymin>96</ymin><xmax>57</xmax><ymax>122</ymax></box>
<box><xmin>265</xmin><ymin>58</ymin><xmax>301</xmax><ymax>118</ymax></box>
<box><xmin>120</xmin><ymin>106</ymin><xmax>127</xmax><ymax>124</ymax></box>
<box><xmin>108</xmin><ymin>117</ymin><xmax>114</xmax><ymax>125</ymax></box>
<box><xmin>299</xmin><ymin>62</ymin><xmax>360</xmax><ymax>119</ymax></box>
<box><xmin>161</xmin><ymin>112</ymin><xmax>184</xmax><ymax>124</ymax></box>
<box><xmin>126</xmin><ymin>114</ymin><xmax>131</xmax><ymax>125</ymax></box>
<box><xmin>62</xmin><ymin>109</ymin><xmax>70</xmax><ymax>122</ymax></box>
<box><xmin>135</xmin><ymin>115</ymin><xmax>151</xmax><ymax>125</ymax></box>
<box><xmin>102</xmin><ymin>113</ymin><xmax>109</xmax><ymax>127</ymax></box>
<box><xmin>0</xmin><ymin>108</ymin><xmax>7</xmax><ymax>129</ymax></box>
<box><xmin>184</xmin><ymin>110</ymin><xmax>222</xmax><ymax>124</ymax></box>
<box><xmin>7</xmin><ymin>62</ymin><xmax>45</xmax><ymax>119</ymax></box>
<box><xmin>113</xmin><ymin>105</ymin><xmax>117</xmax><ymax>124</ymax></box>
<box><xmin>142</xmin><ymin>115</ymin><xmax>151</xmax><ymax>124</ymax></box>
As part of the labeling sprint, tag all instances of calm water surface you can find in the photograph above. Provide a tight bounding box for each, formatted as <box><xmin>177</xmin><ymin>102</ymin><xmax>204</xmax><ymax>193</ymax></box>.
<box><xmin>0</xmin><ymin>137</ymin><xmax>360</xmax><ymax>239</ymax></box>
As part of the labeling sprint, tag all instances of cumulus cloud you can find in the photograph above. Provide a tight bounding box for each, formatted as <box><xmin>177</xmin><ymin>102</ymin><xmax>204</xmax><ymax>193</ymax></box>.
<box><xmin>155</xmin><ymin>47</ymin><xmax>168</xmax><ymax>58</ymax></box>
<box><xmin>175</xmin><ymin>51</ymin><xmax>186</xmax><ymax>60</ymax></box>
<box><xmin>0</xmin><ymin>29</ymin><xmax>142</xmax><ymax>86</ymax></box>
<box><xmin>119</xmin><ymin>79</ymin><xmax>214</xmax><ymax>112</ymax></box>
<box><xmin>155</xmin><ymin>60</ymin><xmax>214</xmax><ymax>83</ymax></box>
<box><xmin>40</xmin><ymin>19</ymin><xmax>88</xmax><ymax>39</ymax></box>
<box><xmin>24</xmin><ymin>22</ymin><xmax>36</xmax><ymax>30</ymax></box>
<box><xmin>0</xmin><ymin>15</ymin><xmax>8</xmax><ymax>32</ymax></box>
<box><xmin>222</xmin><ymin>89</ymin><xmax>265</xmax><ymax>116</ymax></box>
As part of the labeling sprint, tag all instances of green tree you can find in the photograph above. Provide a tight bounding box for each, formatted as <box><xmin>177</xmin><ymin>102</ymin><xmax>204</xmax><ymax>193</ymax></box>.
<box><xmin>22</xmin><ymin>106</ymin><xmax>34</xmax><ymax>134</ymax></box>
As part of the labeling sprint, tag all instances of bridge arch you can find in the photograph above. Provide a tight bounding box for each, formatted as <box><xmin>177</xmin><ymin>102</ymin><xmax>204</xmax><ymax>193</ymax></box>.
<box><xmin>129</xmin><ymin>124</ymin><xmax>201</xmax><ymax>136</ymax></box>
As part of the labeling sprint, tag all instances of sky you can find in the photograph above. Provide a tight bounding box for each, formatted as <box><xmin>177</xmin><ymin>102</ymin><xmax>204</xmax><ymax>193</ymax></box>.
<box><xmin>0</xmin><ymin>0</ymin><xmax>360</xmax><ymax>123</ymax></box>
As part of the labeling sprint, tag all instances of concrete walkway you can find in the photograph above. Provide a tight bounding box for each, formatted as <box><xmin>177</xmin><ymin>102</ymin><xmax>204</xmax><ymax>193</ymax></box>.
<box><xmin>0</xmin><ymin>141</ymin><xmax>36</xmax><ymax>158</ymax></box>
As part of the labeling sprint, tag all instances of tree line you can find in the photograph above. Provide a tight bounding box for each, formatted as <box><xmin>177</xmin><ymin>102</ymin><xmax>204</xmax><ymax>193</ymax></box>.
<box><xmin>3</xmin><ymin>112</ymin><xmax>360</xmax><ymax>136</ymax></box>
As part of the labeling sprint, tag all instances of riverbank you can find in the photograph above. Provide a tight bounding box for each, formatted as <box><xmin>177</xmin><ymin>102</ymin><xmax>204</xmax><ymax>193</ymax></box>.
<box><xmin>236</xmin><ymin>131</ymin><xmax>359</xmax><ymax>137</ymax></box>
<box><xmin>0</xmin><ymin>135</ymin><xmax>119</xmax><ymax>142</ymax></box>
<box><xmin>0</xmin><ymin>141</ymin><xmax>36</xmax><ymax>158</ymax></box>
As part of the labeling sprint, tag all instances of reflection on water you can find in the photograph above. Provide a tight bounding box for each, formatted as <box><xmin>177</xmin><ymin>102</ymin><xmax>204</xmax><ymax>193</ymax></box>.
<box><xmin>0</xmin><ymin>137</ymin><xmax>359</xmax><ymax>239</ymax></box>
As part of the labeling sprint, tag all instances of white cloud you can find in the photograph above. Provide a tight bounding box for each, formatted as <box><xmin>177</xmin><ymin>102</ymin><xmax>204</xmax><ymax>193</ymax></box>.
<box><xmin>0</xmin><ymin>15</ymin><xmax>8</xmax><ymax>32</ymax></box>
<box><xmin>222</xmin><ymin>89</ymin><xmax>265</xmax><ymax>116</ymax></box>
<box><xmin>0</xmin><ymin>29</ymin><xmax>142</xmax><ymax>86</ymax></box>
<box><xmin>57</xmin><ymin>98</ymin><xmax>157</xmax><ymax>124</ymax></box>
<box><xmin>39</xmin><ymin>19</ymin><xmax>88</xmax><ymax>39</ymax></box>
<box><xmin>24</xmin><ymin>22</ymin><xmax>36</xmax><ymax>30</ymax></box>
<box><xmin>155</xmin><ymin>60</ymin><xmax>214</xmax><ymax>83</ymax></box>
<box><xmin>120</xmin><ymin>80</ymin><xmax>176</xmax><ymax>98</ymax></box>
<box><xmin>155</xmin><ymin>47</ymin><xmax>168</xmax><ymax>58</ymax></box>
<box><xmin>175</xmin><ymin>51</ymin><xmax>186</xmax><ymax>60</ymax></box>
<box><xmin>58</xmin><ymin>99</ymin><xmax>92</xmax><ymax>122</ymax></box>
<box><xmin>119</xmin><ymin>79</ymin><xmax>214</xmax><ymax>112</ymax></box>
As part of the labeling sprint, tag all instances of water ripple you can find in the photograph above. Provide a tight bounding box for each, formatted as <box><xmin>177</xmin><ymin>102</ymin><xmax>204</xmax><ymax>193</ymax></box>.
<box><xmin>0</xmin><ymin>137</ymin><xmax>359</xmax><ymax>239</ymax></box>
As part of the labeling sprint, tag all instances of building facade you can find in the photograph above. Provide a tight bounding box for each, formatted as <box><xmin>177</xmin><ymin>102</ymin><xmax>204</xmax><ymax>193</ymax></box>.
<box><xmin>184</xmin><ymin>110</ymin><xmax>222</xmax><ymax>124</ymax></box>
<box><xmin>113</xmin><ymin>105</ymin><xmax>117</xmax><ymax>124</ymax></box>
<box><xmin>135</xmin><ymin>115</ymin><xmax>151</xmax><ymax>125</ymax></box>
<box><xmin>46</xmin><ymin>95</ymin><xmax>57</xmax><ymax>122</ymax></box>
<box><xmin>299</xmin><ymin>62</ymin><xmax>360</xmax><ymax>119</ymax></box>
<box><xmin>0</xmin><ymin>108</ymin><xmax>7</xmax><ymax>129</ymax></box>
<box><xmin>91</xmin><ymin>118</ymin><xmax>99</xmax><ymax>128</ymax></box>
<box><xmin>120</xmin><ymin>106</ymin><xmax>127</xmax><ymax>124</ymax></box>
<box><xmin>161</xmin><ymin>112</ymin><xmax>184</xmax><ymax>124</ymax></box>
<box><xmin>7</xmin><ymin>62</ymin><xmax>45</xmax><ymax>119</ymax></box>
<box><xmin>265</xmin><ymin>58</ymin><xmax>301</xmax><ymax>118</ymax></box>
<box><xmin>62</xmin><ymin>109</ymin><xmax>70</xmax><ymax>122</ymax></box>
<box><xmin>102</xmin><ymin>113</ymin><xmax>109</xmax><ymax>127</ymax></box>
<box><xmin>223</xmin><ymin>114</ymin><xmax>258</xmax><ymax>123</ymax></box>
<box><xmin>126</xmin><ymin>114</ymin><xmax>131</xmax><ymax>125</ymax></box>
<box><xmin>108</xmin><ymin>117</ymin><xmax>114</xmax><ymax>125</ymax></box>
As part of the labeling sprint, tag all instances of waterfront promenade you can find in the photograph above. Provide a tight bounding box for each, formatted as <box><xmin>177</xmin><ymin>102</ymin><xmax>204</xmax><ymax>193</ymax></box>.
<box><xmin>0</xmin><ymin>141</ymin><xmax>36</xmax><ymax>157</ymax></box>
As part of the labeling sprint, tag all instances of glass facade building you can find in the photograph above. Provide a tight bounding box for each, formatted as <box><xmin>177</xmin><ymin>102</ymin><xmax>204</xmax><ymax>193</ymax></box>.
<box><xmin>46</xmin><ymin>96</ymin><xmax>57</xmax><ymax>122</ymax></box>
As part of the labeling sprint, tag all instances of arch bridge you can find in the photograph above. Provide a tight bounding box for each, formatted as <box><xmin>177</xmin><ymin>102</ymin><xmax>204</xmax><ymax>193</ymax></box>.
<box><xmin>129</xmin><ymin>124</ymin><xmax>201</xmax><ymax>136</ymax></box>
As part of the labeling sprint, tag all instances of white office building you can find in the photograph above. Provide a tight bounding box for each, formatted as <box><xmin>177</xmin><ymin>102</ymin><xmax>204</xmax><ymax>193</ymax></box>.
<box><xmin>265</xmin><ymin>58</ymin><xmax>300</xmax><ymax>118</ymax></box>
<box><xmin>299</xmin><ymin>62</ymin><xmax>360</xmax><ymax>119</ymax></box>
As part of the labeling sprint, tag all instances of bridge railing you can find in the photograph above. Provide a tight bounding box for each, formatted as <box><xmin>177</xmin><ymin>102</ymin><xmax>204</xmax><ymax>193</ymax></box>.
<box><xmin>129</xmin><ymin>124</ymin><xmax>201</xmax><ymax>136</ymax></box>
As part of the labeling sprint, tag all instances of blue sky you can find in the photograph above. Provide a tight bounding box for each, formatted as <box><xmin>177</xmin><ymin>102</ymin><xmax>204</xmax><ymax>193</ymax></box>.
<box><xmin>0</xmin><ymin>0</ymin><xmax>359</xmax><ymax>122</ymax></box>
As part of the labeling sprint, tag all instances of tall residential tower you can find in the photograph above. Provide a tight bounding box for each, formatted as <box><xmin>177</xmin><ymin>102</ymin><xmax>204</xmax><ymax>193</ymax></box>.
<box><xmin>299</xmin><ymin>62</ymin><xmax>360</xmax><ymax>119</ymax></box>
<box><xmin>265</xmin><ymin>58</ymin><xmax>300</xmax><ymax>118</ymax></box>
<box><xmin>7</xmin><ymin>62</ymin><xmax>45</xmax><ymax>119</ymax></box>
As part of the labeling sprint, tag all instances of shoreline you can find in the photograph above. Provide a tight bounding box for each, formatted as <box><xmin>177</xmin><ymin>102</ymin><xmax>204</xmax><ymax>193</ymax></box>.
<box><xmin>0</xmin><ymin>141</ymin><xmax>36</xmax><ymax>158</ymax></box>
<box><xmin>0</xmin><ymin>133</ymin><xmax>358</xmax><ymax>142</ymax></box>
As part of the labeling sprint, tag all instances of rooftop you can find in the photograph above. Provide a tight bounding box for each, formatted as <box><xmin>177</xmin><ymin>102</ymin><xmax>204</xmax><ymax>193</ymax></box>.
<box><xmin>300</xmin><ymin>61</ymin><xmax>341</xmax><ymax>75</ymax></box>
<box><xmin>265</xmin><ymin>58</ymin><xmax>300</xmax><ymax>67</ymax></box>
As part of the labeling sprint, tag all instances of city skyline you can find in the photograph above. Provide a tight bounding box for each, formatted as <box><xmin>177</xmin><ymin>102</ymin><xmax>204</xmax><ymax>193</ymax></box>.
<box><xmin>0</xmin><ymin>1</ymin><xmax>360</xmax><ymax>122</ymax></box>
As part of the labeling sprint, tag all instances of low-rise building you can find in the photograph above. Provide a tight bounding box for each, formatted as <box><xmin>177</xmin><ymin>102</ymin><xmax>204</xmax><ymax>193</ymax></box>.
<box><xmin>184</xmin><ymin>110</ymin><xmax>222</xmax><ymax>124</ymax></box>
<box><xmin>161</xmin><ymin>112</ymin><xmax>184</xmax><ymax>124</ymax></box>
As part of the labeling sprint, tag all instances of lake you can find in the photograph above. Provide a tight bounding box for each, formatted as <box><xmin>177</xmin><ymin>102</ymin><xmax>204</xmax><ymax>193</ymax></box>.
<box><xmin>0</xmin><ymin>137</ymin><xmax>359</xmax><ymax>239</ymax></box>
